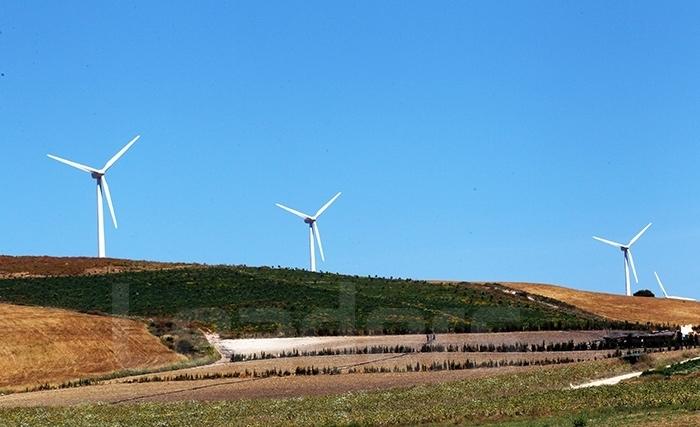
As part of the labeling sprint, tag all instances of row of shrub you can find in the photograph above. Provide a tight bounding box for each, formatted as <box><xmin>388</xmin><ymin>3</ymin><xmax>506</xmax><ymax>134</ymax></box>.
<box><xmin>27</xmin><ymin>378</ymin><xmax>98</xmax><ymax>392</ymax></box>
<box><xmin>125</xmin><ymin>352</ymin><xmax>628</xmax><ymax>384</ymax></box>
<box><xmin>229</xmin><ymin>338</ymin><xmax>699</xmax><ymax>362</ymax></box>
<box><xmin>358</xmin><ymin>357</ymin><xmax>587</xmax><ymax>373</ymax></box>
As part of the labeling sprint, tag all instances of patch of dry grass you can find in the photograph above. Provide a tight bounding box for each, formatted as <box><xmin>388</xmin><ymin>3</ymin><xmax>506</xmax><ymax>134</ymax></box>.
<box><xmin>503</xmin><ymin>282</ymin><xmax>700</xmax><ymax>326</ymax></box>
<box><xmin>0</xmin><ymin>303</ymin><xmax>184</xmax><ymax>391</ymax></box>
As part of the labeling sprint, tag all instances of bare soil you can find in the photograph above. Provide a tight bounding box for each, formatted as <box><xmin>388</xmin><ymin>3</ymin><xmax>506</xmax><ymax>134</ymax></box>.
<box><xmin>112</xmin><ymin>350</ymin><xmax>615</xmax><ymax>383</ymax></box>
<box><xmin>0</xmin><ymin>366</ymin><xmax>539</xmax><ymax>407</ymax></box>
<box><xmin>215</xmin><ymin>331</ymin><xmax>611</xmax><ymax>356</ymax></box>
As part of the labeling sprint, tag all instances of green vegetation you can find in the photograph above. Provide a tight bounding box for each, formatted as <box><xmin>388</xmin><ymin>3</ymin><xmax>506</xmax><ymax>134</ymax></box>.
<box><xmin>147</xmin><ymin>318</ymin><xmax>213</xmax><ymax>359</ymax></box>
<box><xmin>0</xmin><ymin>266</ymin><xmax>638</xmax><ymax>336</ymax></box>
<box><xmin>642</xmin><ymin>356</ymin><xmax>700</xmax><ymax>377</ymax></box>
<box><xmin>1</xmin><ymin>358</ymin><xmax>698</xmax><ymax>426</ymax></box>
<box><xmin>489</xmin><ymin>407</ymin><xmax>700</xmax><ymax>426</ymax></box>
<box><xmin>633</xmin><ymin>289</ymin><xmax>655</xmax><ymax>297</ymax></box>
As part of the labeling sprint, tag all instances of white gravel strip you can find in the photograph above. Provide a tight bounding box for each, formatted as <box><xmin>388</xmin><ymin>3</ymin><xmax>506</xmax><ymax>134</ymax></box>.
<box><xmin>570</xmin><ymin>371</ymin><xmax>642</xmax><ymax>389</ymax></box>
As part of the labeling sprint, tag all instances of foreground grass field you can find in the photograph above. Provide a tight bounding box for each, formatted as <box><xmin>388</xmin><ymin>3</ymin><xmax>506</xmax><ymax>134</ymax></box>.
<box><xmin>1</xmin><ymin>351</ymin><xmax>698</xmax><ymax>426</ymax></box>
<box><xmin>492</xmin><ymin>407</ymin><xmax>700</xmax><ymax>427</ymax></box>
<box><xmin>0</xmin><ymin>303</ymin><xmax>184</xmax><ymax>391</ymax></box>
<box><xmin>0</xmin><ymin>266</ymin><xmax>634</xmax><ymax>337</ymax></box>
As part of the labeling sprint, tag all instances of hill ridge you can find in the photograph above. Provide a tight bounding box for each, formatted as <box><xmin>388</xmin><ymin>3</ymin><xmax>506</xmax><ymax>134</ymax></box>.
<box><xmin>503</xmin><ymin>282</ymin><xmax>700</xmax><ymax>326</ymax></box>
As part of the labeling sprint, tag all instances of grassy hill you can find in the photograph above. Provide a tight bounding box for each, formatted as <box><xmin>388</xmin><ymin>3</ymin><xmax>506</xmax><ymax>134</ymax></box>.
<box><xmin>503</xmin><ymin>282</ymin><xmax>700</xmax><ymax>326</ymax></box>
<box><xmin>0</xmin><ymin>303</ymin><xmax>184</xmax><ymax>391</ymax></box>
<box><xmin>0</xmin><ymin>263</ymin><xmax>637</xmax><ymax>337</ymax></box>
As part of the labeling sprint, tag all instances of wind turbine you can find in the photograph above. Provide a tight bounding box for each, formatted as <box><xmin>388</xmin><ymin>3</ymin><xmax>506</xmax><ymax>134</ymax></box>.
<box><xmin>593</xmin><ymin>223</ymin><xmax>652</xmax><ymax>296</ymax></box>
<box><xmin>276</xmin><ymin>192</ymin><xmax>341</xmax><ymax>272</ymax></box>
<box><xmin>654</xmin><ymin>272</ymin><xmax>696</xmax><ymax>301</ymax></box>
<box><xmin>48</xmin><ymin>135</ymin><xmax>140</xmax><ymax>258</ymax></box>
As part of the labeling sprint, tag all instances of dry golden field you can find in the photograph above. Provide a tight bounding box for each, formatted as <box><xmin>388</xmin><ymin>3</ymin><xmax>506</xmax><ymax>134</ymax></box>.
<box><xmin>503</xmin><ymin>282</ymin><xmax>700</xmax><ymax>326</ymax></box>
<box><xmin>0</xmin><ymin>303</ymin><xmax>184</xmax><ymax>391</ymax></box>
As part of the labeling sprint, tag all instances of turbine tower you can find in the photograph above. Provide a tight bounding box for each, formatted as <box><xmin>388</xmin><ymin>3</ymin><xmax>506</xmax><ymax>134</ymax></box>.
<box><xmin>48</xmin><ymin>135</ymin><xmax>140</xmax><ymax>258</ymax></box>
<box><xmin>593</xmin><ymin>223</ymin><xmax>651</xmax><ymax>296</ymax></box>
<box><xmin>276</xmin><ymin>192</ymin><xmax>341</xmax><ymax>272</ymax></box>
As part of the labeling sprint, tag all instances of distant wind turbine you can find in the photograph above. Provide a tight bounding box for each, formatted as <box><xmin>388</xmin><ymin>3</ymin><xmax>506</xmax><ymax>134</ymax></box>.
<box><xmin>593</xmin><ymin>223</ymin><xmax>652</xmax><ymax>296</ymax></box>
<box><xmin>276</xmin><ymin>192</ymin><xmax>341</xmax><ymax>272</ymax></box>
<box><xmin>48</xmin><ymin>135</ymin><xmax>140</xmax><ymax>258</ymax></box>
<box><xmin>654</xmin><ymin>272</ymin><xmax>696</xmax><ymax>301</ymax></box>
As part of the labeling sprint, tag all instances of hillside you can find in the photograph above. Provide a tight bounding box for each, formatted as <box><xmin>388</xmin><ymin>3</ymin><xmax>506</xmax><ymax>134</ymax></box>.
<box><xmin>0</xmin><ymin>256</ymin><xmax>191</xmax><ymax>279</ymax></box>
<box><xmin>0</xmin><ymin>303</ymin><xmax>184</xmax><ymax>391</ymax></box>
<box><xmin>0</xmin><ymin>262</ymin><xmax>636</xmax><ymax>337</ymax></box>
<box><xmin>503</xmin><ymin>282</ymin><xmax>700</xmax><ymax>326</ymax></box>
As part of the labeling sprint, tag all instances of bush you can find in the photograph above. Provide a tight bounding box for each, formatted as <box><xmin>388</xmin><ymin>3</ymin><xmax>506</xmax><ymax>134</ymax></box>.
<box><xmin>573</xmin><ymin>414</ymin><xmax>587</xmax><ymax>427</ymax></box>
<box><xmin>633</xmin><ymin>289</ymin><xmax>655</xmax><ymax>297</ymax></box>
<box><xmin>175</xmin><ymin>339</ymin><xmax>195</xmax><ymax>354</ymax></box>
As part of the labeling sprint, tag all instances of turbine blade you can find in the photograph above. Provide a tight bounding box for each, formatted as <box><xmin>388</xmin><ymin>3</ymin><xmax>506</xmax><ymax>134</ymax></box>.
<box><xmin>654</xmin><ymin>272</ymin><xmax>669</xmax><ymax>298</ymax></box>
<box><xmin>628</xmin><ymin>223</ymin><xmax>652</xmax><ymax>246</ymax></box>
<box><xmin>47</xmin><ymin>154</ymin><xmax>98</xmax><ymax>173</ymax></box>
<box><xmin>627</xmin><ymin>250</ymin><xmax>639</xmax><ymax>284</ymax></box>
<box><xmin>313</xmin><ymin>222</ymin><xmax>325</xmax><ymax>262</ymax></box>
<box><xmin>275</xmin><ymin>203</ymin><xmax>310</xmax><ymax>220</ymax></box>
<box><xmin>314</xmin><ymin>192</ymin><xmax>341</xmax><ymax>219</ymax></box>
<box><xmin>592</xmin><ymin>236</ymin><xmax>625</xmax><ymax>248</ymax></box>
<box><xmin>101</xmin><ymin>177</ymin><xmax>118</xmax><ymax>229</ymax></box>
<box><xmin>102</xmin><ymin>135</ymin><xmax>140</xmax><ymax>172</ymax></box>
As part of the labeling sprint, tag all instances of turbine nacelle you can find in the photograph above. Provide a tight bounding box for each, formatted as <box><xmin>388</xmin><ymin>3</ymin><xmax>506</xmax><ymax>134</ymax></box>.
<box><xmin>48</xmin><ymin>135</ymin><xmax>140</xmax><ymax>258</ymax></box>
<box><xmin>276</xmin><ymin>192</ymin><xmax>342</xmax><ymax>272</ymax></box>
<box><xmin>593</xmin><ymin>222</ymin><xmax>652</xmax><ymax>296</ymax></box>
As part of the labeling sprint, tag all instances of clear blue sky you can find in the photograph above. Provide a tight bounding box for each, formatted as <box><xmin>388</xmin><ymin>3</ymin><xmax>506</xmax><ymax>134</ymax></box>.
<box><xmin>2</xmin><ymin>1</ymin><xmax>699</xmax><ymax>299</ymax></box>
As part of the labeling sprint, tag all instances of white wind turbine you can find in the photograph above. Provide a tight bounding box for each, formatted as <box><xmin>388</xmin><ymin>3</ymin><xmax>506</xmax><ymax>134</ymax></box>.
<box><xmin>276</xmin><ymin>192</ymin><xmax>341</xmax><ymax>272</ymax></box>
<box><xmin>48</xmin><ymin>135</ymin><xmax>140</xmax><ymax>258</ymax></box>
<box><xmin>654</xmin><ymin>272</ymin><xmax>696</xmax><ymax>301</ymax></box>
<box><xmin>593</xmin><ymin>223</ymin><xmax>652</xmax><ymax>296</ymax></box>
